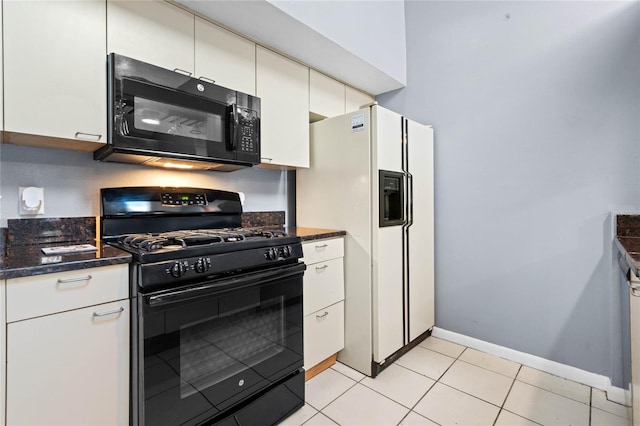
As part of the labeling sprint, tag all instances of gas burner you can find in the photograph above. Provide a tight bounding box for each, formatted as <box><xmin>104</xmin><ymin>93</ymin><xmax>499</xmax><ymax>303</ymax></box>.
<box><xmin>116</xmin><ymin>228</ymin><xmax>288</xmax><ymax>253</ymax></box>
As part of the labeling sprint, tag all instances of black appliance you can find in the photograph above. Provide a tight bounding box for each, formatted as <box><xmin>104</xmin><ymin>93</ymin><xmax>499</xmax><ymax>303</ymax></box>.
<box><xmin>95</xmin><ymin>54</ymin><xmax>261</xmax><ymax>171</ymax></box>
<box><xmin>101</xmin><ymin>187</ymin><xmax>304</xmax><ymax>426</ymax></box>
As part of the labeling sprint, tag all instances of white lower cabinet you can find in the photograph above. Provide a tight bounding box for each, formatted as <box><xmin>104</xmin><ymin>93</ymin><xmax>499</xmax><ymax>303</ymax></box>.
<box><xmin>302</xmin><ymin>237</ymin><xmax>345</xmax><ymax>373</ymax></box>
<box><xmin>630</xmin><ymin>273</ymin><xmax>640</xmax><ymax>425</ymax></box>
<box><xmin>5</xmin><ymin>265</ymin><xmax>130</xmax><ymax>426</ymax></box>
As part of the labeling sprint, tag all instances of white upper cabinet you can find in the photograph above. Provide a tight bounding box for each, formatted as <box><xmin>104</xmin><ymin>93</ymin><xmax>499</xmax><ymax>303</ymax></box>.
<box><xmin>195</xmin><ymin>17</ymin><xmax>256</xmax><ymax>96</ymax></box>
<box><xmin>256</xmin><ymin>46</ymin><xmax>309</xmax><ymax>168</ymax></box>
<box><xmin>107</xmin><ymin>0</ymin><xmax>194</xmax><ymax>74</ymax></box>
<box><xmin>346</xmin><ymin>86</ymin><xmax>375</xmax><ymax>113</ymax></box>
<box><xmin>310</xmin><ymin>70</ymin><xmax>345</xmax><ymax>120</ymax></box>
<box><xmin>3</xmin><ymin>0</ymin><xmax>106</xmax><ymax>147</ymax></box>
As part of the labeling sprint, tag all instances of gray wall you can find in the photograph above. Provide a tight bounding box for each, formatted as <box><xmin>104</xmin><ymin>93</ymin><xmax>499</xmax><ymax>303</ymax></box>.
<box><xmin>378</xmin><ymin>1</ymin><xmax>640</xmax><ymax>386</ymax></box>
<box><xmin>0</xmin><ymin>144</ymin><xmax>289</xmax><ymax>227</ymax></box>
<box><xmin>268</xmin><ymin>0</ymin><xmax>407</xmax><ymax>86</ymax></box>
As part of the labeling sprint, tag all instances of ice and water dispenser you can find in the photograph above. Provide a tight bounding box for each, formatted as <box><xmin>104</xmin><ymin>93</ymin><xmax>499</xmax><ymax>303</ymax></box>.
<box><xmin>379</xmin><ymin>170</ymin><xmax>405</xmax><ymax>227</ymax></box>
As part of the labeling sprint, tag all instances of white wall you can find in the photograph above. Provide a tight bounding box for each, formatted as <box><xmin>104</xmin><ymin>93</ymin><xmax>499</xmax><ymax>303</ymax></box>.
<box><xmin>378</xmin><ymin>0</ymin><xmax>640</xmax><ymax>387</ymax></box>
<box><xmin>267</xmin><ymin>0</ymin><xmax>406</xmax><ymax>87</ymax></box>
<box><xmin>0</xmin><ymin>144</ymin><xmax>288</xmax><ymax>227</ymax></box>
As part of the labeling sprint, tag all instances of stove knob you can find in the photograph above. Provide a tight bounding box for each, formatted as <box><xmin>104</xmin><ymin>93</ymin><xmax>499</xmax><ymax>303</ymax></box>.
<box><xmin>266</xmin><ymin>248</ymin><xmax>277</xmax><ymax>260</ymax></box>
<box><xmin>170</xmin><ymin>262</ymin><xmax>186</xmax><ymax>278</ymax></box>
<box><xmin>195</xmin><ymin>258</ymin><xmax>210</xmax><ymax>273</ymax></box>
<box><xmin>283</xmin><ymin>245</ymin><xmax>291</xmax><ymax>258</ymax></box>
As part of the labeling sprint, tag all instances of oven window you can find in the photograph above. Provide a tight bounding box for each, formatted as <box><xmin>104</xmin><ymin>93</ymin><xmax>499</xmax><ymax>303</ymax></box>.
<box><xmin>179</xmin><ymin>296</ymin><xmax>284</xmax><ymax>398</ymax></box>
<box><xmin>133</xmin><ymin>97</ymin><xmax>223</xmax><ymax>142</ymax></box>
<box><xmin>140</xmin><ymin>271</ymin><xmax>303</xmax><ymax>426</ymax></box>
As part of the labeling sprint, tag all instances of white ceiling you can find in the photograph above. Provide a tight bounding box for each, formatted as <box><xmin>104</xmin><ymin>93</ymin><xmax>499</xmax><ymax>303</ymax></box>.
<box><xmin>174</xmin><ymin>0</ymin><xmax>407</xmax><ymax>95</ymax></box>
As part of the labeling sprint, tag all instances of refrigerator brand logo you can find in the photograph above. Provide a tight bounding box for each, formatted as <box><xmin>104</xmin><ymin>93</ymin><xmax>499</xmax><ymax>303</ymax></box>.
<box><xmin>351</xmin><ymin>114</ymin><xmax>365</xmax><ymax>132</ymax></box>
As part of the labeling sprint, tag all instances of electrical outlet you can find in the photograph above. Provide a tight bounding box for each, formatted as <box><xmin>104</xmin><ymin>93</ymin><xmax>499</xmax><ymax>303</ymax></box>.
<box><xmin>19</xmin><ymin>187</ymin><xmax>45</xmax><ymax>215</ymax></box>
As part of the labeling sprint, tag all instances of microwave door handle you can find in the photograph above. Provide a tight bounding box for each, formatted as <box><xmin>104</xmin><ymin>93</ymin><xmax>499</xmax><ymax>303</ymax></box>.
<box><xmin>227</xmin><ymin>105</ymin><xmax>238</xmax><ymax>151</ymax></box>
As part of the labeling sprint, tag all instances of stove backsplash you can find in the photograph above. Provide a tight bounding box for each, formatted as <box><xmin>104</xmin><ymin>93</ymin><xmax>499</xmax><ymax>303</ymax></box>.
<box><xmin>3</xmin><ymin>213</ymin><xmax>285</xmax><ymax>248</ymax></box>
<box><xmin>242</xmin><ymin>211</ymin><xmax>285</xmax><ymax>229</ymax></box>
<box><xmin>7</xmin><ymin>217</ymin><xmax>97</xmax><ymax>246</ymax></box>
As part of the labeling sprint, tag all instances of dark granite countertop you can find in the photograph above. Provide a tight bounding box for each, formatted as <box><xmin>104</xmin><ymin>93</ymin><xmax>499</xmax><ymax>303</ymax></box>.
<box><xmin>0</xmin><ymin>217</ymin><xmax>131</xmax><ymax>280</ymax></box>
<box><xmin>0</xmin><ymin>241</ymin><xmax>131</xmax><ymax>280</ymax></box>
<box><xmin>287</xmin><ymin>227</ymin><xmax>346</xmax><ymax>242</ymax></box>
<box><xmin>0</xmin><ymin>215</ymin><xmax>341</xmax><ymax>279</ymax></box>
<box><xmin>615</xmin><ymin>215</ymin><xmax>640</xmax><ymax>277</ymax></box>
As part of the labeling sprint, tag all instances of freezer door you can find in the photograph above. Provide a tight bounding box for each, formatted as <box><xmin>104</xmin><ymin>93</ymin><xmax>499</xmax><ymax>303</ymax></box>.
<box><xmin>371</xmin><ymin>105</ymin><xmax>404</xmax><ymax>363</ymax></box>
<box><xmin>407</xmin><ymin>120</ymin><xmax>435</xmax><ymax>341</ymax></box>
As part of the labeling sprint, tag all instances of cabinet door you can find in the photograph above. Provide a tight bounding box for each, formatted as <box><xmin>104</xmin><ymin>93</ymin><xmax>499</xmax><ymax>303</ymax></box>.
<box><xmin>257</xmin><ymin>46</ymin><xmax>309</xmax><ymax>168</ymax></box>
<box><xmin>310</xmin><ymin>70</ymin><xmax>345</xmax><ymax>120</ymax></box>
<box><xmin>7</xmin><ymin>300</ymin><xmax>130</xmax><ymax>426</ymax></box>
<box><xmin>407</xmin><ymin>121</ymin><xmax>435</xmax><ymax>341</ymax></box>
<box><xmin>3</xmin><ymin>0</ymin><xmax>106</xmax><ymax>146</ymax></box>
<box><xmin>195</xmin><ymin>17</ymin><xmax>256</xmax><ymax>96</ymax></box>
<box><xmin>346</xmin><ymin>86</ymin><xmax>374</xmax><ymax>113</ymax></box>
<box><xmin>631</xmin><ymin>276</ymin><xmax>640</xmax><ymax>425</ymax></box>
<box><xmin>107</xmin><ymin>0</ymin><xmax>194</xmax><ymax>74</ymax></box>
<box><xmin>304</xmin><ymin>301</ymin><xmax>345</xmax><ymax>369</ymax></box>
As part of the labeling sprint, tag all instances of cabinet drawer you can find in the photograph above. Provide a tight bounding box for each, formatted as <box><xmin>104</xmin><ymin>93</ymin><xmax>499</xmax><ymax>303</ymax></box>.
<box><xmin>304</xmin><ymin>301</ymin><xmax>344</xmax><ymax>369</ymax></box>
<box><xmin>302</xmin><ymin>237</ymin><xmax>344</xmax><ymax>265</ymax></box>
<box><xmin>7</xmin><ymin>264</ymin><xmax>129</xmax><ymax>322</ymax></box>
<box><xmin>304</xmin><ymin>258</ymin><xmax>344</xmax><ymax>316</ymax></box>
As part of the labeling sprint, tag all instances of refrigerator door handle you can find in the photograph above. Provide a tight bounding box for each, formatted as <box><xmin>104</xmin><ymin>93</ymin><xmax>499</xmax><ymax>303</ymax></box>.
<box><xmin>407</xmin><ymin>172</ymin><xmax>414</xmax><ymax>228</ymax></box>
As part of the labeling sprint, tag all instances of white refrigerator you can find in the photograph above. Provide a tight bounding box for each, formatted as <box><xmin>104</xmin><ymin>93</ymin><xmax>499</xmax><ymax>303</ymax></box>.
<box><xmin>297</xmin><ymin>104</ymin><xmax>435</xmax><ymax>377</ymax></box>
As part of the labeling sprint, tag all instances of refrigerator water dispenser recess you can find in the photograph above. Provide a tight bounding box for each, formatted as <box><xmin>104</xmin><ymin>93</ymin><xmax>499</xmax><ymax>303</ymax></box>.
<box><xmin>379</xmin><ymin>170</ymin><xmax>404</xmax><ymax>227</ymax></box>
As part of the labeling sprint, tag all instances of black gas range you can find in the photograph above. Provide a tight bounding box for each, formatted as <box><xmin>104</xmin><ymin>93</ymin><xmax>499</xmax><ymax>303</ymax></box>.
<box><xmin>101</xmin><ymin>187</ymin><xmax>305</xmax><ymax>426</ymax></box>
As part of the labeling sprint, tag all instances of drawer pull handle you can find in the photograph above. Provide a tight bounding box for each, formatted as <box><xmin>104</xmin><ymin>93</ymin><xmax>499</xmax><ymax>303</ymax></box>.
<box><xmin>74</xmin><ymin>132</ymin><xmax>102</xmax><ymax>141</ymax></box>
<box><xmin>316</xmin><ymin>311</ymin><xmax>329</xmax><ymax>319</ymax></box>
<box><xmin>315</xmin><ymin>265</ymin><xmax>329</xmax><ymax>271</ymax></box>
<box><xmin>261</xmin><ymin>157</ymin><xmax>273</xmax><ymax>162</ymax></box>
<box><xmin>93</xmin><ymin>307</ymin><xmax>124</xmax><ymax>318</ymax></box>
<box><xmin>173</xmin><ymin>68</ymin><xmax>192</xmax><ymax>77</ymax></box>
<box><xmin>198</xmin><ymin>76</ymin><xmax>215</xmax><ymax>84</ymax></box>
<box><xmin>57</xmin><ymin>275</ymin><xmax>92</xmax><ymax>284</ymax></box>
<box><xmin>315</xmin><ymin>244</ymin><xmax>328</xmax><ymax>249</ymax></box>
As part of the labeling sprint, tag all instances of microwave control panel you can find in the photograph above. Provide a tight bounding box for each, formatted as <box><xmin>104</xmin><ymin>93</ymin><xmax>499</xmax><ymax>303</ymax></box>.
<box><xmin>237</xmin><ymin>107</ymin><xmax>259</xmax><ymax>154</ymax></box>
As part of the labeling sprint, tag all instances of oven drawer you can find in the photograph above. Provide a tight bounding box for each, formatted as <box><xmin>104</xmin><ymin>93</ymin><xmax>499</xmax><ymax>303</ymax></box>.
<box><xmin>302</xmin><ymin>237</ymin><xmax>344</xmax><ymax>265</ymax></box>
<box><xmin>304</xmin><ymin>301</ymin><xmax>345</xmax><ymax>369</ymax></box>
<box><xmin>7</xmin><ymin>264</ymin><xmax>129</xmax><ymax>322</ymax></box>
<box><xmin>304</xmin><ymin>257</ymin><xmax>344</xmax><ymax>316</ymax></box>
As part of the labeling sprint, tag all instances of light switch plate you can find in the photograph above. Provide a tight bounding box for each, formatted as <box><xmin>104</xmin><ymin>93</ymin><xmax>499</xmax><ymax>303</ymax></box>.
<box><xmin>19</xmin><ymin>186</ymin><xmax>45</xmax><ymax>215</ymax></box>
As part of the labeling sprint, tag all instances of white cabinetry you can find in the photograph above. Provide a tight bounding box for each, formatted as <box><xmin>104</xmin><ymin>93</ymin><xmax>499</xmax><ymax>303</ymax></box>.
<box><xmin>630</xmin><ymin>273</ymin><xmax>640</xmax><ymax>425</ymax></box>
<box><xmin>346</xmin><ymin>86</ymin><xmax>375</xmax><ymax>113</ymax></box>
<box><xmin>5</xmin><ymin>265</ymin><xmax>130</xmax><ymax>426</ymax></box>
<box><xmin>3</xmin><ymin>0</ymin><xmax>106</xmax><ymax>149</ymax></box>
<box><xmin>302</xmin><ymin>237</ymin><xmax>345</xmax><ymax>378</ymax></box>
<box><xmin>195</xmin><ymin>17</ymin><xmax>256</xmax><ymax>96</ymax></box>
<box><xmin>107</xmin><ymin>0</ymin><xmax>194</xmax><ymax>74</ymax></box>
<box><xmin>257</xmin><ymin>46</ymin><xmax>310</xmax><ymax>168</ymax></box>
<box><xmin>310</xmin><ymin>70</ymin><xmax>345</xmax><ymax>121</ymax></box>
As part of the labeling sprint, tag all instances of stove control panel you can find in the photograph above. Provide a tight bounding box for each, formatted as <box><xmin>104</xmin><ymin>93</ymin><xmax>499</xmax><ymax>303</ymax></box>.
<box><xmin>265</xmin><ymin>245</ymin><xmax>293</xmax><ymax>261</ymax></box>
<box><xmin>161</xmin><ymin>192</ymin><xmax>207</xmax><ymax>206</ymax></box>
<box><xmin>139</xmin><ymin>242</ymin><xmax>304</xmax><ymax>289</ymax></box>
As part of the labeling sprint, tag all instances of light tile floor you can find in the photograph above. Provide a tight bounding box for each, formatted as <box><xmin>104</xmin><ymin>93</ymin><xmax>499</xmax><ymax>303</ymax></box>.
<box><xmin>282</xmin><ymin>337</ymin><xmax>632</xmax><ymax>426</ymax></box>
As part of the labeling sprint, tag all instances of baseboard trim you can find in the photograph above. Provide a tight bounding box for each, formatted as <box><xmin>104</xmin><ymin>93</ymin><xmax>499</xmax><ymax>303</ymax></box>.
<box><xmin>432</xmin><ymin>327</ymin><xmax>630</xmax><ymax>405</ymax></box>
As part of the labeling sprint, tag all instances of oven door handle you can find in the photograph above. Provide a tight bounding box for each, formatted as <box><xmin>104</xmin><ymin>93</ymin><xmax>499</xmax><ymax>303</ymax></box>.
<box><xmin>147</xmin><ymin>262</ymin><xmax>306</xmax><ymax>307</ymax></box>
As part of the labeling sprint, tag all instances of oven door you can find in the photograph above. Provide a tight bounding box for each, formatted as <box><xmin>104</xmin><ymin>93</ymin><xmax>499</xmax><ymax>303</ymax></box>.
<box><xmin>135</xmin><ymin>263</ymin><xmax>304</xmax><ymax>426</ymax></box>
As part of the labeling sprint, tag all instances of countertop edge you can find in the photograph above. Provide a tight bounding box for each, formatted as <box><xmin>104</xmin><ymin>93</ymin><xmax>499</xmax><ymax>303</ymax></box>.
<box><xmin>615</xmin><ymin>236</ymin><xmax>638</xmax><ymax>278</ymax></box>
<box><xmin>286</xmin><ymin>227</ymin><xmax>347</xmax><ymax>242</ymax></box>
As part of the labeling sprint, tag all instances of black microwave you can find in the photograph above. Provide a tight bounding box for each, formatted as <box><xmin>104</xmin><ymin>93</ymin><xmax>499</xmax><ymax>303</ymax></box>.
<box><xmin>94</xmin><ymin>53</ymin><xmax>260</xmax><ymax>171</ymax></box>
